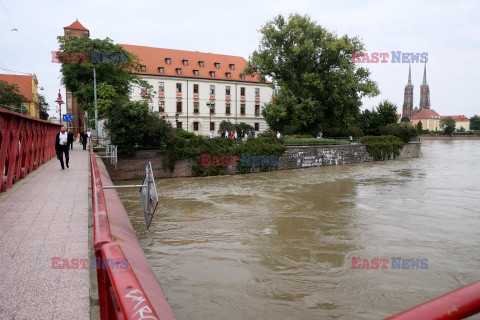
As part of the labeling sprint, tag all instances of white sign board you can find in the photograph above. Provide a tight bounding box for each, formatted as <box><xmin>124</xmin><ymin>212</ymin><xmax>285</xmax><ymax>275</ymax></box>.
<box><xmin>139</xmin><ymin>162</ymin><xmax>158</xmax><ymax>229</ymax></box>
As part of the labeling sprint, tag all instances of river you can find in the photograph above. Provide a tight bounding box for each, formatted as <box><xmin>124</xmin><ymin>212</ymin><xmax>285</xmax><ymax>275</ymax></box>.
<box><xmin>116</xmin><ymin>140</ymin><xmax>480</xmax><ymax>319</ymax></box>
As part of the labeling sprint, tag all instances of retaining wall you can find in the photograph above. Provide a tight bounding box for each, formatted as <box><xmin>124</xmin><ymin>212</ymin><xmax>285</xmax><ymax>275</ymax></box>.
<box><xmin>420</xmin><ymin>135</ymin><xmax>480</xmax><ymax>141</ymax></box>
<box><xmin>106</xmin><ymin>143</ymin><xmax>422</xmax><ymax>180</ymax></box>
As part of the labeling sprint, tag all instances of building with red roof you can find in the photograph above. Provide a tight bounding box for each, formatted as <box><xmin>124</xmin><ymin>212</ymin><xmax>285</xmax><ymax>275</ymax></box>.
<box><xmin>410</xmin><ymin>108</ymin><xmax>441</xmax><ymax>131</ymax></box>
<box><xmin>120</xmin><ymin>44</ymin><xmax>273</xmax><ymax>135</ymax></box>
<box><xmin>0</xmin><ymin>73</ymin><xmax>40</xmax><ymax>118</ymax></box>
<box><xmin>440</xmin><ymin>115</ymin><xmax>470</xmax><ymax>131</ymax></box>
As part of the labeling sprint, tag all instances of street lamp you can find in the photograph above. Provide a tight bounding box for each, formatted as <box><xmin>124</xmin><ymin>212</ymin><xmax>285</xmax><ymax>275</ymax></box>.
<box><xmin>207</xmin><ymin>102</ymin><xmax>214</xmax><ymax>132</ymax></box>
<box><xmin>55</xmin><ymin>90</ymin><xmax>64</xmax><ymax>126</ymax></box>
<box><xmin>276</xmin><ymin>117</ymin><xmax>279</xmax><ymax>133</ymax></box>
<box><xmin>175</xmin><ymin>113</ymin><xmax>179</xmax><ymax>128</ymax></box>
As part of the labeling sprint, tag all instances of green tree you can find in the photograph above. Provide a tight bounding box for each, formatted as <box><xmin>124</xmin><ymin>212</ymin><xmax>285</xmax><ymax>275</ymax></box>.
<box><xmin>415</xmin><ymin>121</ymin><xmax>423</xmax><ymax>134</ymax></box>
<box><xmin>440</xmin><ymin>117</ymin><xmax>456</xmax><ymax>136</ymax></box>
<box><xmin>470</xmin><ymin>115</ymin><xmax>480</xmax><ymax>131</ymax></box>
<box><xmin>0</xmin><ymin>80</ymin><xmax>26</xmax><ymax>113</ymax></box>
<box><xmin>360</xmin><ymin>100</ymin><xmax>398</xmax><ymax>136</ymax></box>
<box><xmin>401</xmin><ymin>116</ymin><xmax>410</xmax><ymax>122</ymax></box>
<box><xmin>246</xmin><ymin>14</ymin><xmax>379</xmax><ymax>135</ymax></box>
<box><xmin>57</xmin><ymin>36</ymin><xmax>153</xmax><ymax>119</ymax></box>
<box><xmin>38</xmin><ymin>94</ymin><xmax>49</xmax><ymax>120</ymax></box>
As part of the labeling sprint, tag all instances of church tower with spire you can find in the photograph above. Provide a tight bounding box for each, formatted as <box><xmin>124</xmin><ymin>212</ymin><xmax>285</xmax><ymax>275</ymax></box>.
<box><xmin>402</xmin><ymin>64</ymin><xmax>414</xmax><ymax>118</ymax></box>
<box><xmin>419</xmin><ymin>63</ymin><xmax>430</xmax><ymax>110</ymax></box>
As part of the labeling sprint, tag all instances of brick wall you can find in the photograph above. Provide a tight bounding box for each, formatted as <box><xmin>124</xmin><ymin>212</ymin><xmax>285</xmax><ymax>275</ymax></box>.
<box><xmin>105</xmin><ymin>143</ymin><xmax>422</xmax><ymax>180</ymax></box>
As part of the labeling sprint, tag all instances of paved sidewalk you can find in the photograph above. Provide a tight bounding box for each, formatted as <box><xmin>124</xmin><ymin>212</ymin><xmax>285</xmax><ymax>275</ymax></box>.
<box><xmin>0</xmin><ymin>143</ymin><xmax>90</xmax><ymax>319</ymax></box>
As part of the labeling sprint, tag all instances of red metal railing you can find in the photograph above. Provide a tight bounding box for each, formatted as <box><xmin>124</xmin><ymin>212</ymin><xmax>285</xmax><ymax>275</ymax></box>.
<box><xmin>0</xmin><ymin>107</ymin><xmax>60</xmax><ymax>192</ymax></box>
<box><xmin>90</xmin><ymin>143</ymin><xmax>176</xmax><ymax>320</ymax></box>
<box><xmin>385</xmin><ymin>280</ymin><xmax>480</xmax><ymax>320</ymax></box>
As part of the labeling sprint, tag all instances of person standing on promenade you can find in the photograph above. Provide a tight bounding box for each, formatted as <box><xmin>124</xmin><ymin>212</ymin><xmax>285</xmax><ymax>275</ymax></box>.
<box><xmin>55</xmin><ymin>126</ymin><xmax>70</xmax><ymax>169</ymax></box>
<box><xmin>86</xmin><ymin>129</ymin><xmax>91</xmax><ymax>145</ymax></box>
<box><xmin>80</xmin><ymin>131</ymin><xmax>88</xmax><ymax>150</ymax></box>
<box><xmin>68</xmin><ymin>130</ymin><xmax>74</xmax><ymax>150</ymax></box>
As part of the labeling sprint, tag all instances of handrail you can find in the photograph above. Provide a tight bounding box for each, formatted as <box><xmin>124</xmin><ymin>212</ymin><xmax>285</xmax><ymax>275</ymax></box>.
<box><xmin>385</xmin><ymin>280</ymin><xmax>480</xmax><ymax>320</ymax></box>
<box><xmin>90</xmin><ymin>143</ymin><xmax>169</xmax><ymax>320</ymax></box>
<box><xmin>0</xmin><ymin>107</ymin><xmax>60</xmax><ymax>192</ymax></box>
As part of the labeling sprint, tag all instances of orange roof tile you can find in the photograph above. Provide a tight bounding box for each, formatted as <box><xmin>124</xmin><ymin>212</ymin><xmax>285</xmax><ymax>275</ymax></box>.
<box><xmin>0</xmin><ymin>74</ymin><xmax>33</xmax><ymax>101</ymax></box>
<box><xmin>64</xmin><ymin>20</ymin><xmax>89</xmax><ymax>31</ymax></box>
<box><xmin>411</xmin><ymin>109</ymin><xmax>441</xmax><ymax>120</ymax></box>
<box><xmin>119</xmin><ymin>44</ymin><xmax>268</xmax><ymax>83</ymax></box>
<box><xmin>440</xmin><ymin>115</ymin><xmax>470</xmax><ymax>122</ymax></box>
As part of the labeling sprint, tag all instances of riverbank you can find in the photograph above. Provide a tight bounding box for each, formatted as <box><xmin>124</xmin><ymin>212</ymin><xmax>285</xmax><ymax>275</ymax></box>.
<box><xmin>420</xmin><ymin>134</ymin><xmax>480</xmax><ymax>141</ymax></box>
<box><xmin>105</xmin><ymin>142</ymin><xmax>421</xmax><ymax>180</ymax></box>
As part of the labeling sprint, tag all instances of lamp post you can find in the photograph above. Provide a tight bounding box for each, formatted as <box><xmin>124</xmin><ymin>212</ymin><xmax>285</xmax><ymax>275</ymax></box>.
<box><xmin>207</xmin><ymin>102</ymin><xmax>214</xmax><ymax>132</ymax></box>
<box><xmin>276</xmin><ymin>117</ymin><xmax>279</xmax><ymax>134</ymax></box>
<box><xmin>175</xmin><ymin>113</ymin><xmax>179</xmax><ymax>128</ymax></box>
<box><xmin>55</xmin><ymin>90</ymin><xmax>64</xmax><ymax>126</ymax></box>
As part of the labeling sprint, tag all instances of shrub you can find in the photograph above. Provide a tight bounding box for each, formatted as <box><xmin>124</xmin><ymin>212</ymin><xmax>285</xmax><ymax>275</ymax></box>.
<box><xmin>360</xmin><ymin>135</ymin><xmax>405</xmax><ymax>160</ymax></box>
<box><xmin>380</xmin><ymin>123</ymin><xmax>417</xmax><ymax>143</ymax></box>
<box><xmin>284</xmin><ymin>138</ymin><xmax>350</xmax><ymax>146</ymax></box>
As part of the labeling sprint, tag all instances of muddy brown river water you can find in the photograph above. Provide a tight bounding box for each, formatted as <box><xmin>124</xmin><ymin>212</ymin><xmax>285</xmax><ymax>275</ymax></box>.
<box><xmin>116</xmin><ymin>140</ymin><xmax>480</xmax><ymax>319</ymax></box>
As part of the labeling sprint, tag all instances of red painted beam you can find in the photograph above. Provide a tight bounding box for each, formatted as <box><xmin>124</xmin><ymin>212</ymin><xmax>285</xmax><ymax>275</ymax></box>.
<box><xmin>385</xmin><ymin>280</ymin><xmax>480</xmax><ymax>320</ymax></box>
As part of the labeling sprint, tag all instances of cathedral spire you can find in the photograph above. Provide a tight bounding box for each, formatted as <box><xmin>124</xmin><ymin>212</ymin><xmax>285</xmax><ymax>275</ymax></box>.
<box><xmin>408</xmin><ymin>63</ymin><xmax>412</xmax><ymax>86</ymax></box>
<box><xmin>422</xmin><ymin>63</ymin><xmax>427</xmax><ymax>86</ymax></box>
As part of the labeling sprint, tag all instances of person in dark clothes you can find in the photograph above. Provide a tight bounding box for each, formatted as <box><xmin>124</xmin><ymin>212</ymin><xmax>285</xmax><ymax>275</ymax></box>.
<box><xmin>80</xmin><ymin>131</ymin><xmax>88</xmax><ymax>150</ymax></box>
<box><xmin>55</xmin><ymin>126</ymin><xmax>71</xmax><ymax>169</ymax></box>
<box><xmin>68</xmin><ymin>130</ymin><xmax>74</xmax><ymax>150</ymax></box>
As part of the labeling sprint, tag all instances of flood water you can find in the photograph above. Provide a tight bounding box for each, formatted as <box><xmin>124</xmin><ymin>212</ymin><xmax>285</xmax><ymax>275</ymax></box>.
<box><xmin>116</xmin><ymin>140</ymin><xmax>480</xmax><ymax>319</ymax></box>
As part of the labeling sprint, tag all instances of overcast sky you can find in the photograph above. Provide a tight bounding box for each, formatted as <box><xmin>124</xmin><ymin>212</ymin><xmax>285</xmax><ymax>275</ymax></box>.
<box><xmin>1</xmin><ymin>0</ymin><xmax>478</xmax><ymax>118</ymax></box>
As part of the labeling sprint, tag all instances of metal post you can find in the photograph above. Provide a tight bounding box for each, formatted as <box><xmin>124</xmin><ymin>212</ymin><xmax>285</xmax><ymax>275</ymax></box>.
<box><xmin>94</xmin><ymin>68</ymin><xmax>98</xmax><ymax>138</ymax></box>
<box><xmin>146</xmin><ymin>164</ymin><xmax>152</xmax><ymax>215</ymax></box>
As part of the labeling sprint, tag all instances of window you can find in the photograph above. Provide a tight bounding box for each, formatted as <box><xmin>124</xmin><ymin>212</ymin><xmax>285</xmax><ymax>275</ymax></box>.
<box><xmin>209</xmin><ymin>85</ymin><xmax>215</xmax><ymax>95</ymax></box>
<box><xmin>240</xmin><ymin>87</ymin><xmax>245</xmax><ymax>96</ymax></box>
<box><xmin>210</xmin><ymin>122</ymin><xmax>215</xmax><ymax>131</ymax></box>
<box><xmin>193</xmin><ymin>122</ymin><xmax>199</xmax><ymax>131</ymax></box>
<box><xmin>255</xmin><ymin>123</ymin><xmax>259</xmax><ymax>131</ymax></box>
<box><xmin>229</xmin><ymin>64</ymin><xmax>235</xmax><ymax>70</ymax></box>
<box><xmin>194</xmin><ymin>101</ymin><xmax>199</xmax><ymax>113</ymax></box>
<box><xmin>183</xmin><ymin>59</ymin><xmax>188</xmax><ymax>66</ymax></box>
<box><xmin>158</xmin><ymin>67</ymin><xmax>164</xmax><ymax>74</ymax></box>
<box><xmin>255</xmin><ymin>104</ymin><xmax>260</xmax><ymax>116</ymax></box>
<box><xmin>210</xmin><ymin>71</ymin><xmax>215</xmax><ymax>77</ymax></box>
<box><xmin>176</xmin><ymin>83</ymin><xmax>182</xmax><ymax>93</ymax></box>
<box><xmin>158</xmin><ymin>82</ymin><xmax>164</xmax><ymax>93</ymax></box>
<box><xmin>226</xmin><ymin>86</ymin><xmax>231</xmax><ymax>95</ymax></box>
<box><xmin>255</xmin><ymin>88</ymin><xmax>260</xmax><ymax>97</ymax></box>
<box><xmin>240</xmin><ymin>74</ymin><xmax>245</xmax><ymax>79</ymax></box>
<box><xmin>225</xmin><ymin>72</ymin><xmax>231</xmax><ymax>79</ymax></box>
<box><xmin>159</xmin><ymin>101</ymin><xmax>165</xmax><ymax>112</ymax></box>
<box><xmin>214</xmin><ymin>63</ymin><xmax>220</xmax><ymax>69</ymax></box>
<box><xmin>226</xmin><ymin>103</ymin><xmax>231</xmax><ymax>114</ymax></box>
<box><xmin>177</xmin><ymin>121</ymin><xmax>182</xmax><ymax>129</ymax></box>
<box><xmin>240</xmin><ymin>103</ymin><xmax>246</xmax><ymax>115</ymax></box>
<box><xmin>193</xmin><ymin>84</ymin><xmax>199</xmax><ymax>94</ymax></box>
<box><xmin>141</xmin><ymin>66</ymin><xmax>146</xmax><ymax>72</ymax></box>
<box><xmin>176</xmin><ymin>101</ymin><xmax>182</xmax><ymax>113</ymax></box>
<box><xmin>199</xmin><ymin>61</ymin><xmax>204</xmax><ymax>67</ymax></box>
<box><xmin>165</xmin><ymin>58</ymin><xmax>171</xmax><ymax>64</ymax></box>
<box><xmin>193</xmin><ymin>70</ymin><xmax>199</xmax><ymax>76</ymax></box>
<box><xmin>176</xmin><ymin>68</ymin><xmax>182</xmax><ymax>75</ymax></box>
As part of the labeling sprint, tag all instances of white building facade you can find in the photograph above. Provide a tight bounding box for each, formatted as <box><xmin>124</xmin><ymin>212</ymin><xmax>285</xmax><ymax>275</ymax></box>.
<box><xmin>121</xmin><ymin>44</ymin><xmax>273</xmax><ymax>136</ymax></box>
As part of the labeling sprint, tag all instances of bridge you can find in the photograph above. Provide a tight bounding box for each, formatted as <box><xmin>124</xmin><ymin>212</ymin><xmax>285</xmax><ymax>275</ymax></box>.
<box><xmin>0</xmin><ymin>107</ymin><xmax>479</xmax><ymax>319</ymax></box>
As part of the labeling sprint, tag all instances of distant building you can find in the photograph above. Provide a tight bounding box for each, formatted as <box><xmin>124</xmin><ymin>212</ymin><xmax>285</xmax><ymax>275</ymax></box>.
<box><xmin>0</xmin><ymin>73</ymin><xmax>40</xmax><ymax>118</ymax></box>
<box><xmin>63</xmin><ymin>20</ymin><xmax>90</xmax><ymax>136</ymax></box>
<box><xmin>402</xmin><ymin>63</ymin><xmax>431</xmax><ymax>119</ymax></box>
<box><xmin>419</xmin><ymin>63</ymin><xmax>430</xmax><ymax>110</ymax></box>
<box><xmin>120</xmin><ymin>44</ymin><xmax>273</xmax><ymax>135</ymax></box>
<box><xmin>410</xmin><ymin>109</ymin><xmax>441</xmax><ymax>131</ymax></box>
<box><xmin>440</xmin><ymin>115</ymin><xmax>470</xmax><ymax>131</ymax></box>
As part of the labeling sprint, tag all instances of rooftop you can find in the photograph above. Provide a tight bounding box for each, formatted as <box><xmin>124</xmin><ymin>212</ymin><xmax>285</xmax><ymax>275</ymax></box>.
<box><xmin>0</xmin><ymin>74</ymin><xmax>33</xmax><ymax>101</ymax></box>
<box><xmin>411</xmin><ymin>109</ymin><xmax>441</xmax><ymax>120</ymax></box>
<box><xmin>64</xmin><ymin>20</ymin><xmax>89</xmax><ymax>31</ymax></box>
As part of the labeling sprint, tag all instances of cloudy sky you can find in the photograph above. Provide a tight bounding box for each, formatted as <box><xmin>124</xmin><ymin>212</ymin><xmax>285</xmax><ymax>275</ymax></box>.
<box><xmin>1</xmin><ymin>0</ymin><xmax>478</xmax><ymax>117</ymax></box>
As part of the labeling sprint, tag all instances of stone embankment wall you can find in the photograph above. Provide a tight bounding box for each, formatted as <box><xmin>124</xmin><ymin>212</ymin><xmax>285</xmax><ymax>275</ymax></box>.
<box><xmin>420</xmin><ymin>135</ymin><xmax>480</xmax><ymax>141</ymax></box>
<box><xmin>105</xmin><ymin>143</ymin><xmax>422</xmax><ymax>180</ymax></box>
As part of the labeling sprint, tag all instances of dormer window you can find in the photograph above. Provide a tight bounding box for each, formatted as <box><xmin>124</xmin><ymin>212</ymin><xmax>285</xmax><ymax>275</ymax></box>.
<box><xmin>165</xmin><ymin>58</ymin><xmax>171</xmax><ymax>65</ymax></box>
<box><xmin>229</xmin><ymin>64</ymin><xmax>235</xmax><ymax>70</ymax></box>
<box><xmin>210</xmin><ymin>71</ymin><xmax>215</xmax><ymax>77</ymax></box>
<box><xmin>225</xmin><ymin>72</ymin><xmax>231</xmax><ymax>79</ymax></box>
<box><xmin>140</xmin><ymin>66</ymin><xmax>146</xmax><ymax>72</ymax></box>
<box><xmin>199</xmin><ymin>61</ymin><xmax>204</xmax><ymax>67</ymax></box>
<box><xmin>240</xmin><ymin>74</ymin><xmax>245</xmax><ymax>79</ymax></box>
<box><xmin>176</xmin><ymin>68</ymin><xmax>182</xmax><ymax>75</ymax></box>
<box><xmin>183</xmin><ymin>59</ymin><xmax>188</xmax><ymax>66</ymax></box>
<box><xmin>193</xmin><ymin>70</ymin><xmax>199</xmax><ymax>76</ymax></box>
<box><xmin>214</xmin><ymin>63</ymin><xmax>220</xmax><ymax>69</ymax></box>
<box><xmin>158</xmin><ymin>67</ymin><xmax>164</xmax><ymax>74</ymax></box>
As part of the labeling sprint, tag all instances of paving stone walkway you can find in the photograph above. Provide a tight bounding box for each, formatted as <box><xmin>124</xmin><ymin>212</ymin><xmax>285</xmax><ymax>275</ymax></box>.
<box><xmin>0</xmin><ymin>143</ymin><xmax>90</xmax><ymax>319</ymax></box>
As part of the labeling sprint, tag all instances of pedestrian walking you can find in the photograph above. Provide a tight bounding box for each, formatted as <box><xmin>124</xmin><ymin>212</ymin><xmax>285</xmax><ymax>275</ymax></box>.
<box><xmin>86</xmin><ymin>130</ymin><xmax>91</xmax><ymax>145</ymax></box>
<box><xmin>209</xmin><ymin>131</ymin><xmax>215</xmax><ymax>138</ymax></box>
<box><xmin>277</xmin><ymin>131</ymin><xmax>281</xmax><ymax>138</ymax></box>
<box><xmin>55</xmin><ymin>126</ymin><xmax>70</xmax><ymax>170</ymax></box>
<box><xmin>68</xmin><ymin>130</ymin><xmax>74</xmax><ymax>150</ymax></box>
<box><xmin>233</xmin><ymin>130</ymin><xmax>238</xmax><ymax>141</ymax></box>
<box><xmin>80</xmin><ymin>131</ymin><xmax>88</xmax><ymax>150</ymax></box>
<box><xmin>225</xmin><ymin>130</ymin><xmax>229</xmax><ymax>139</ymax></box>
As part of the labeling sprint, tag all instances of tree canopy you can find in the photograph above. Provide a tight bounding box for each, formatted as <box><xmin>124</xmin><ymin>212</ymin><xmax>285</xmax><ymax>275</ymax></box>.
<box><xmin>360</xmin><ymin>100</ymin><xmax>399</xmax><ymax>136</ymax></box>
<box><xmin>470</xmin><ymin>115</ymin><xmax>480</xmax><ymax>131</ymax></box>
<box><xmin>0</xmin><ymin>80</ymin><xmax>26</xmax><ymax>113</ymax></box>
<box><xmin>246</xmin><ymin>14</ymin><xmax>379</xmax><ymax>135</ymax></box>
<box><xmin>440</xmin><ymin>117</ymin><xmax>456</xmax><ymax>135</ymax></box>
